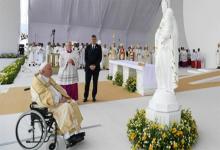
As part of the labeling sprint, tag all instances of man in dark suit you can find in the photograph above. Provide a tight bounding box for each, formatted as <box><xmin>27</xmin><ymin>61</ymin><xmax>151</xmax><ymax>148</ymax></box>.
<box><xmin>84</xmin><ymin>35</ymin><xmax>102</xmax><ymax>102</ymax></box>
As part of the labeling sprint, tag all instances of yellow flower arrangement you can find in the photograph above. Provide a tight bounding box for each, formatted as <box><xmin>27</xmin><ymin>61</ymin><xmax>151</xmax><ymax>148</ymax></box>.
<box><xmin>127</xmin><ymin>109</ymin><xmax>199</xmax><ymax>150</ymax></box>
<box><xmin>113</xmin><ymin>71</ymin><xmax>123</xmax><ymax>86</ymax></box>
<box><xmin>126</xmin><ymin>76</ymin><xmax>136</xmax><ymax>92</ymax></box>
<box><xmin>172</xmin><ymin>128</ymin><xmax>177</xmax><ymax>134</ymax></box>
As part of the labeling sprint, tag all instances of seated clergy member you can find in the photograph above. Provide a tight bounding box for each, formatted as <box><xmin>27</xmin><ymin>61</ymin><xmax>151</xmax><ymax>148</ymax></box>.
<box><xmin>30</xmin><ymin>62</ymin><xmax>84</xmax><ymax>145</ymax></box>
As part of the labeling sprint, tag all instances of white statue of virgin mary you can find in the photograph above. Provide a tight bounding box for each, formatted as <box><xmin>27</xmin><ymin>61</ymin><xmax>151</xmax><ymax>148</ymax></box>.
<box><xmin>147</xmin><ymin>0</ymin><xmax>180</xmax><ymax>125</ymax></box>
<box><xmin>155</xmin><ymin>0</ymin><xmax>179</xmax><ymax>92</ymax></box>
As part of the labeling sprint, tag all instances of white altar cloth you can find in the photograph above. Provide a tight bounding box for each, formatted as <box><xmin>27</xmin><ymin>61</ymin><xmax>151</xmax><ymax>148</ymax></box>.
<box><xmin>109</xmin><ymin>60</ymin><xmax>157</xmax><ymax>95</ymax></box>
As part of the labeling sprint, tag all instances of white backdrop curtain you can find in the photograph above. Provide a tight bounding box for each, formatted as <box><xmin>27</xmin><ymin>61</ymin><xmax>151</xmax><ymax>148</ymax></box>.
<box><xmin>28</xmin><ymin>0</ymin><xmax>161</xmax><ymax>46</ymax></box>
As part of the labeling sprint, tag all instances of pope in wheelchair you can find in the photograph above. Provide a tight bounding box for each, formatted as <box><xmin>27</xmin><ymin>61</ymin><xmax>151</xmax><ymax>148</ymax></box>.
<box><xmin>16</xmin><ymin>62</ymin><xmax>85</xmax><ymax>149</ymax></box>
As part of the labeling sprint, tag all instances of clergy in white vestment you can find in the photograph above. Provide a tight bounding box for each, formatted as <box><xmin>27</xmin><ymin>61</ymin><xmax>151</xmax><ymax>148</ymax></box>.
<box><xmin>216</xmin><ymin>49</ymin><xmax>220</xmax><ymax>69</ymax></box>
<box><xmin>136</xmin><ymin>45</ymin><xmax>142</xmax><ymax>62</ymax></box>
<box><xmin>31</xmin><ymin>62</ymin><xmax>84</xmax><ymax>142</ymax></box>
<box><xmin>79</xmin><ymin>43</ymin><xmax>86</xmax><ymax>69</ymax></box>
<box><xmin>186</xmin><ymin>49</ymin><xmax>191</xmax><ymax>66</ymax></box>
<box><xmin>102</xmin><ymin>44</ymin><xmax>109</xmax><ymax>69</ymax></box>
<box><xmin>46</xmin><ymin>42</ymin><xmax>54</xmax><ymax>63</ymax></box>
<box><xmin>142</xmin><ymin>46</ymin><xmax>151</xmax><ymax>64</ymax></box>
<box><xmin>191</xmin><ymin>49</ymin><xmax>197</xmax><ymax>68</ymax></box>
<box><xmin>150</xmin><ymin>47</ymin><xmax>155</xmax><ymax>64</ymax></box>
<box><xmin>24</xmin><ymin>43</ymin><xmax>30</xmax><ymax>56</ymax></box>
<box><xmin>54</xmin><ymin>43</ymin><xmax>62</xmax><ymax>54</ymax></box>
<box><xmin>57</xmin><ymin>42</ymin><xmax>79</xmax><ymax>101</ymax></box>
<box><xmin>180</xmin><ymin>49</ymin><xmax>188</xmax><ymax>67</ymax></box>
<box><xmin>109</xmin><ymin>44</ymin><xmax>117</xmax><ymax>60</ymax></box>
<box><xmin>36</xmin><ymin>43</ymin><xmax>45</xmax><ymax>66</ymax></box>
<box><xmin>74</xmin><ymin>45</ymin><xmax>81</xmax><ymax>68</ymax></box>
<box><xmin>118</xmin><ymin>43</ymin><xmax>126</xmax><ymax>60</ymax></box>
<box><xmin>28</xmin><ymin>42</ymin><xmax>37</xmax><ymax>66</ymax></box>
<box><xmin>46</xmin><ymin>42</ymin><xmax>53</xmax><ymax>54</ymax></box>
<box><xmin>196</xmin><ymin>48</ymin><xmax>203</xmax><ymax>68</ymax></box>
<box><xmin>129</xmin><ymin>46</ymin><xmax>135</xmax><ymax>61</ymax></box>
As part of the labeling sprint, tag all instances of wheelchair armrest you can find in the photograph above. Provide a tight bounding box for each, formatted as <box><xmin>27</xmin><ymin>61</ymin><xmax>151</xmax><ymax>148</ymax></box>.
<box><xmin>24</xmin><ymin>87</ymin><xmax>30</xmax><ymax>91</ymax></box>
<box><xmin>30</xmin><ymin>102</ymin><xmax>38</xmax><ymax>109</ymax></box>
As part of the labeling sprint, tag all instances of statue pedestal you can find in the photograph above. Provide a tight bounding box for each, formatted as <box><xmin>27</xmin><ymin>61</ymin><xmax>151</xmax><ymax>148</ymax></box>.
<box><xmin>146</xmin><ymin>89</ymin><xmax>181</xmax><ymax>125</ymax></box>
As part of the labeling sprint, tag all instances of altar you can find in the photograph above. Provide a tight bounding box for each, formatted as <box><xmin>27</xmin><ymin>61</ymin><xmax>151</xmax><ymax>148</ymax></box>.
<box><xmin>109</xmin><ymin>60</ymin><xmax>157</xmax><ymax>96</ymax></box>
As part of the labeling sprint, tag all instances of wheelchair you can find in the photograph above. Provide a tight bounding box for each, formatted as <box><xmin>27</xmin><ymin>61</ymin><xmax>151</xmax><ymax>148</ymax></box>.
<box><xmin>15</xmin><ymin>98</ymin><xmax>85</xmax><ymax>150</ymax></box>
<box><xmin>15</xmin><ymin>102</ymin><xmax>58</xmax><ymax>150</ymax></box>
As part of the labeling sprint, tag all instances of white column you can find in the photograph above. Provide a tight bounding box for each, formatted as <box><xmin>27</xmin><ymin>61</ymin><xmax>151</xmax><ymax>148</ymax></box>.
<box><xmin>0</xmin><ymin>0</ymin><xmax>20</xmax><ymax>53</ymax></box>
<box><xmin>112</xmin><ymin>64</ymin><xmax>119</xmax><ymax>80</ymax></box>
<box><xmin>122</xmin><ymin>66</ymin><xmax>130</xmax><ymax>87</ymax></box>
<box><xmin>136</xmin><ymin>70</ymin><xmax>144</xmax><ymax>96</ymax></box>
<box><xmin>109</xmin><ymin>63</ymin><xmax>113</xmax><ymax>76</ymax></box>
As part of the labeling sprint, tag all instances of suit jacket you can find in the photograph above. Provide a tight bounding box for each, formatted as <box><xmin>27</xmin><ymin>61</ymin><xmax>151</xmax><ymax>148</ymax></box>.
<box><xmin>85</xmin><ymin>44</ymin><xmax>102</xmax><ymax>71</ymax></box>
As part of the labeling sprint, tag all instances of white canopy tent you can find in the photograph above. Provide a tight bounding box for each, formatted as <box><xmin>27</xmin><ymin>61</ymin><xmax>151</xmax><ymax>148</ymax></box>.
<box><xmin>28</xmin><ymin>0</ymin><xmax>162</xmax><ymax>46</ymax></box>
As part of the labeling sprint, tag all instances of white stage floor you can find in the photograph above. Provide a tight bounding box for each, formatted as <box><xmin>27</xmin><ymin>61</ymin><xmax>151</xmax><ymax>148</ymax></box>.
<box><xmin>0</xmin><ymin>60</ymin><xmax>220</xmax><ymax>149</ymax></box>
<box><xmin>0</xmin><ymin>87</ymin><xmax>220</xmax><ymax>150</ymax></box>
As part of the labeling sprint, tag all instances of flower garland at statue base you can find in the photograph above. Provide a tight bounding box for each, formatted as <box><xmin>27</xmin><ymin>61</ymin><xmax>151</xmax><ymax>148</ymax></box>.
<box><xmin>127</xmin><ymin>109</ymin><xmax>199</xmax><ymax>150</ymax></box>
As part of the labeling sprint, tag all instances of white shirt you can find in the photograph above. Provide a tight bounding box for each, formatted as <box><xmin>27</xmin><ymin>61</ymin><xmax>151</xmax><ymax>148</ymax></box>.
<box><xmin>92</xmin><ymin>44</ymin><xmax>96</xmax><ymax>49</ymax></box>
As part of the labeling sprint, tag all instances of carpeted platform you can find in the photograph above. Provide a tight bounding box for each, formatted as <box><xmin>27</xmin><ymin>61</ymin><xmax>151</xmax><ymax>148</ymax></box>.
<box><xmin>0</xmin><ymin>81</ymin><xmax>140</xmax><ymax>115</ymax></box>
<box><xmin>176</xmin><ymin>70</ymin><xmax>220</xmax><ymax>92</ymax></box>
<box><xmin>1</xmin><ymin>70</ymin><xmax>220</xmax><ymax>115</ymax></box>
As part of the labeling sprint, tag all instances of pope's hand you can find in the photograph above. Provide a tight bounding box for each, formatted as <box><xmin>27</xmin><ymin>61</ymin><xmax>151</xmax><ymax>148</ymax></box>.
<box><xmin>59</xmin><ymin>97</ymin><xmax>67</xmax><ymax>103</ymax></box>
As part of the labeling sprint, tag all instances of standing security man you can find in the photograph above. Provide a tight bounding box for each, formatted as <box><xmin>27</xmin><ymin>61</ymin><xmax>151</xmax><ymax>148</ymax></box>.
<box><xmin>84</xmin><ymin>35</ymin><xmax>102</xmax><ymax>102</ymax></box>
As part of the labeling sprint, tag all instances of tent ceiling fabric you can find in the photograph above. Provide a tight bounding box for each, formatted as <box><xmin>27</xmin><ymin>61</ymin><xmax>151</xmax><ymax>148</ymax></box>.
<box><xmin>29</xmin><ymin>0</ymin><xmax>161</xmax><ymax>45</ymax></box>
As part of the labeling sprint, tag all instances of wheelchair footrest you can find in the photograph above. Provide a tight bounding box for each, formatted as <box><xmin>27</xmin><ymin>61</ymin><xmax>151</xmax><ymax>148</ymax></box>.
<box><xmin>66</xmin><ymin>132</ymin><xmax>85</xmax><ymax>148</ymax></box>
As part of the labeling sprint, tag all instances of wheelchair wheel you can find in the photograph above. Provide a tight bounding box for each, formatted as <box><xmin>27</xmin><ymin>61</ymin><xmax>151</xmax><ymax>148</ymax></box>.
<box><xmin>46</xmin><ymin>137</ymin><xmax>59</xmax><ymax>150</ymax></box>
<box><xmin>15</xmin><ymin>110</ymin><xmax>47</xmax><ymax>150</ymax></box>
